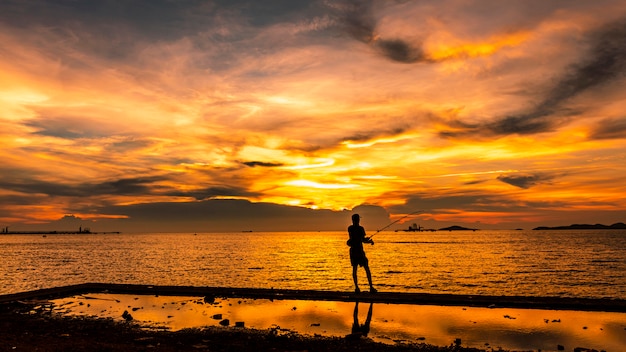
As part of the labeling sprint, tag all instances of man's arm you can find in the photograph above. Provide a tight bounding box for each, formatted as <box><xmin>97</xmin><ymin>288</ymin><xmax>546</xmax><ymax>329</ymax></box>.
<box><xmin>361</xmin><ymin>227</ymin><xmax>374</xmax><ymax>245</ymax></box>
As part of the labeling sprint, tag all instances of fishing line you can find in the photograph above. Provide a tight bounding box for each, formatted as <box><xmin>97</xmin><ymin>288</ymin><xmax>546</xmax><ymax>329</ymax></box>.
<box><xmin>369</xmin><ymin>210</ymin><xmax>423</xmax><ymax>239</ymax></box>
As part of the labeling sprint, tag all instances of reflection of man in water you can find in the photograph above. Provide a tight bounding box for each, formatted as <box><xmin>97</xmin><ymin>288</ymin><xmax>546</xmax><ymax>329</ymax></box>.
<box><xmin>351</xmin><ymin>300</ymin><xmax>373</xmax><ymax>338</ymax></box>
<box><xmin>348</xmin><ymin>214</ymin><xmax>377</xmax><ymax>293</ymax></box>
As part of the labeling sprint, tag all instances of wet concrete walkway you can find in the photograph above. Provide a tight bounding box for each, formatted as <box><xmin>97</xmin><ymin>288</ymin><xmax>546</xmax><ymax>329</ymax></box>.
<box><xmin>2</xmin><ymin>282</ymin><xmax>626</xmax><ymax>312</ymax></box>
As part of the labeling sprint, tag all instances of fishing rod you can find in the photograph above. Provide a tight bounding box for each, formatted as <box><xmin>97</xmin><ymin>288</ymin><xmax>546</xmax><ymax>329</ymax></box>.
<box><xmin>369</xmin><ymin>210</ymin><xmax>423</xmax><ymax>239</ymax></box>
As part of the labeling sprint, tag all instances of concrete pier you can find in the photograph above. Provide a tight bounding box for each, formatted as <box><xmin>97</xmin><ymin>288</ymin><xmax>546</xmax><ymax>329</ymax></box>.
<box><xmin>2</xmin><ymin>283</ymin><xmax>626</xmax><ymax>312</ymax></box>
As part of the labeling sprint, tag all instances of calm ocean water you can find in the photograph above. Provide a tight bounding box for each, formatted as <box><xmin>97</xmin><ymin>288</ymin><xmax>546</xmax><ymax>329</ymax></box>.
<box><xmin>1</xmin><ymin>230</ymin><xmax>625</xmax><ymax>299</ymax></box>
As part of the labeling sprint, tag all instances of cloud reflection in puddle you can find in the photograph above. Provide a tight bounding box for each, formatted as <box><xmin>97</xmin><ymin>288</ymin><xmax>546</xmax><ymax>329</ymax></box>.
<box><xmin>51</xmin><ymin>294</ymin><xmax>626</xmax><ymax>351</ymax></box>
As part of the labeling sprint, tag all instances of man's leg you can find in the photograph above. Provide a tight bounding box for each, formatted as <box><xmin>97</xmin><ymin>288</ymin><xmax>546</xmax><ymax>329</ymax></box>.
<box><xmin>364</xmin><ymin>265</ymin><xmax>377</xmax><ymax>292</ymax></box>
<box><xmin>352</xmin><ymin>265</ymin><xmax>360</xmax><ymax>292</ymax></box>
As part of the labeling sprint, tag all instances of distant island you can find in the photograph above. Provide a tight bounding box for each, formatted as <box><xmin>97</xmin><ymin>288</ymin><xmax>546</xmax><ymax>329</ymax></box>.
<box><xmin>439</xmin><ymin>225</ymin><xmax>478</xmax><ymax>231</ymax></box>
<box><xmin>533</xmin><ymin>222</ymin><xmax>626</xmax><ymax>230</ymax></box>
<box><xmin>399</xmin><ymin>224</ymin><xmax>477</xmax><ymax>232</ymax></box>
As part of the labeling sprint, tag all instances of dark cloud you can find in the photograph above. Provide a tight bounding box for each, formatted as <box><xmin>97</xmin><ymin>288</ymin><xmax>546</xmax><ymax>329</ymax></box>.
<box><xmin>394</xmin><ymin>193</ymin><xmax>508</xmax><ymax>214</ymax></box>
<box><xmin>0</xmin><ymin>179</ymin><xmax>84</xmax><ymax>197</ymax></box>
<box><xmin>170</xmin><ymin>186</ymin><xmax>258</xmax><ymax>201</ymax></box>
<box><xmin>214</xmin><ymin>0</ymin><xmax>320</xmax><ymax>26</ymax></box>
<box><xmin>0</xmin><ymin>0</ymin><xmax>326</xmax><ymax>52</ymax></box>
<box><xmin>93</xmin><ymin>177</ymin><xmax>164</xmax><ymax>195</ymax></box>
<box><xmin>0</xmin><ymin>176</ymin><xmax>165</xmax><ymax>197</ymax></box>
<box><xmin>441</xmin><ymin>17</ymin><xmax>626</xmax><ymax>137</ymax></box>
<box><xmin>0</xmin><ymin>173</ymin><xmax>262</xmax><ymax>201</ymax></box>
<box><xmin>375</xmin><ymin>38</ymin><xmax>427</xmax><ymax>64</ymax></box>
<box><xmin>26</xmin><ymin>116</ymin><xmax>100</xmax><ymax>139</ymax></box>
<box><xmin>335</xmin><ymin>0</ymin><xmax>429</xmax><ymax>64</ymax></box>
<box><xmin>389</xmin><ymin>189</ymin><xmax>595</xmax><ymax>216</ymax></box>
<box><xmin>497</xmin><ymin>173</ymin><xmax>553</xmax><ymax>189</ymax></box>
<box><xmin>545</xmin><ymin>19</ymin><xmax>626</xmax><ymax>107</ymax></box>
<box><xmin>463</xmin><ymin>179</ymin><xmax>488</xmax><ymax>185</ymax></box>
<box><xmin>83</xmin><ymin>199</ymin><xmax>390</xmax><ymax>232</ymax></box>
<box><xmin>0</xmin><ymin>194</ymin><xmax>47</xmax><ymax>207</ymax></box>
<box><xmin>589</xmin><ymin>117</ymin><xmax>626</xmax><ymax>139</ymax></box>
<box><xmin>338</xmin><ymin>0</ymin><xmax>377</xmax><ymax>43</ymax></box>
<box><xmin>0</xmin><ymin>0</ymin><xmax>214</xmax><ymax>40</ymax></box>
<box><xmin>24</xmin><ymin>114</ymin><xmax>127</xmax><ymax>140</ymax></box>
<box><xmin>341</xmin><ymin>126</ymin><xmax>409</xmax><ymax>143</ymax></box>
<box><xmin>106</xmin><ymin>138</ymin><xmax>155</xmax><ymax>152</ymax></box>
<box><xmin>242</xmin><ymin>161</ymin><xmax>285</xmax><ymax>167</ymax></box>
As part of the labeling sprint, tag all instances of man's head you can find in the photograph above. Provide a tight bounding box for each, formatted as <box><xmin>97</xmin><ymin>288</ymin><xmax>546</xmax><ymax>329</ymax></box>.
<box><xmin>352</xmin><ymin>213</ymin><xmax>360</xmax><ymax>224</ymax></box>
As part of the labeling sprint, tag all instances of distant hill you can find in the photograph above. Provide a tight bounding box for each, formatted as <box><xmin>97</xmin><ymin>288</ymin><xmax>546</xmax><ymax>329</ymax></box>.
<box><xmin>438</xmin><ymin>225</ymin><xmax>478</xmax><ymax>231</ymax></box>
<box><xmin>533</xmin><ymin>222</ymin><xmax>626</xmax><ymax>230</ymax></box>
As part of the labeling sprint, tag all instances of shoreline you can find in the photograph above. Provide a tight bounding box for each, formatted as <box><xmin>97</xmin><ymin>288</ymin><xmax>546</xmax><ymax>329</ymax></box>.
<box><xmin>2</xmin><ymin>282</ymin><xmax>626</xmax><ymax>312</ymax></box>
<box><xmin>2</xmin><ymin>284</ymin><xmax>625</xmax><ymax>351</ymax></box>
<box><xmin>1</xmin><ymin>300</ymin><xmax>484</xmax><ymax>352</ymax></box>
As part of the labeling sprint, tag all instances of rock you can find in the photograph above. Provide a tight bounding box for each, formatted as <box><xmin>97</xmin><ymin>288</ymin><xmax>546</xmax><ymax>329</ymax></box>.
<box><xmin>345</xmin><ymin>332</ymin><xmax>362</xmax><ymax>340</ymax></box>
<box><xmin>122</xmin><ymin>310</ymin><xmax>133</xmax><ymax>321</ymax></box>
<box><xmin>212</xmin><ymin>314</ymin><xmax>222</xmax><ymax>320</ymax></box>
<box><xmin>557</xmin><ymin>345</ymin><xmax>565</xmax><ymax>350</ymax></box>
<box><xmin>235</xmin><ymin>321</ymin><xmax>245</xmax><ymax>328</ymax></box>
<box><xmin>219</xmin><ymin>319</ymin><xmax>230</xmax><ymax>326</ymax></box>
<box><xmin>204</xmin><ymin>295</ymin><xmax>215</xmax><ymax>304</ymax></box>
<box><xmin>454</xmin><ymin>338</ymin><xmax>461</xmax><ymax>346</ymax></box>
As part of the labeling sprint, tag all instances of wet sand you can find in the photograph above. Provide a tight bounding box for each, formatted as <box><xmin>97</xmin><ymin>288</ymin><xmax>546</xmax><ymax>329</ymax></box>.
<box><xmin>2</xmin><ymin>283</ymin><xmax>626</xmax><ymax>351</ymax></box>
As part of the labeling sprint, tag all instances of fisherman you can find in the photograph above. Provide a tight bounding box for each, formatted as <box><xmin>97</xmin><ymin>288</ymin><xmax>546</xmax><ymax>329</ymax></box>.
<box><xmin>347</xmin><ymin>214</ymin><xmax>377</xmax><ymax>293</ymax></box>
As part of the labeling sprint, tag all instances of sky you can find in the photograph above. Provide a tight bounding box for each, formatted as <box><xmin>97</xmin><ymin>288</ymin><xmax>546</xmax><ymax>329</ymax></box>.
<box><xmin>1</xmin><ymin>0</ymin><xmax>626</xmax><ymax>233</ymax></box>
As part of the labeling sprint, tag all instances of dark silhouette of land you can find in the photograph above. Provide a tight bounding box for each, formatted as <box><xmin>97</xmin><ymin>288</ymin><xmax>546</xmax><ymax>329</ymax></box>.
<box><xmin>0</xmin><ymin>226</ymin><xmax>119</xmax><ymax>235</ymax></box>
<box><xmin>438</xmin><ymin>225</ymin><xmax>478</xmax><ymax>231</ymax></box>
<box><xmin>533</xmin><ymin>222</ymin><xmax>626</xmax><ymax>230</ymax></box>
<box><xmin>399</xmin><ymin>224</ymin><xmax>477</xmax><ymax>232</ymax></box>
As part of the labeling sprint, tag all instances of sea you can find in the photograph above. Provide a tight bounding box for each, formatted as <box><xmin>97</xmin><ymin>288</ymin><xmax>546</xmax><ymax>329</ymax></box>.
<box><xmin>2</xmin><ymin>230</ymin><xmax>626</xmax><ymax>299</ymax></box>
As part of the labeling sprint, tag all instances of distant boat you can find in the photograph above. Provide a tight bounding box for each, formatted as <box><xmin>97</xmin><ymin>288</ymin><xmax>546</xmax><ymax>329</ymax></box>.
<box><xmin>403</xmin><ymin>223</ymin><xmax>423</xmax><ymax>232</ymax></box>
<box><xmin>402</xmin><ymin>223</ymin><xmax>436</xmax><ymax>232</ymax></box>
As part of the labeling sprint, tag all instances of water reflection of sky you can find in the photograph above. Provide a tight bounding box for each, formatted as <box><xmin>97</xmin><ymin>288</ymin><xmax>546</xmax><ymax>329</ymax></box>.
<box><xmin>52</xmin><ymin>294</ymin><xmax>626</xmax><ymax>351</ymax></box>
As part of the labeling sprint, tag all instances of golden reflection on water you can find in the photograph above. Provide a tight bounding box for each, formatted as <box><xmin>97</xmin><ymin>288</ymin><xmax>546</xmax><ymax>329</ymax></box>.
<box><xmin>52</xmin><ymin>294</ymin><xmax>626</xmax><ymax>351</ymax></box>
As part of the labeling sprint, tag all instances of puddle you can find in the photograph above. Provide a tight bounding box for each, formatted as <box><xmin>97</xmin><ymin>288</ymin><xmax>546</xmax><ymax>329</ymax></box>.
<box><xmin>51</xmin><ymin>293</ymin><xmax>626</xmax><ymax>351</ymax></box>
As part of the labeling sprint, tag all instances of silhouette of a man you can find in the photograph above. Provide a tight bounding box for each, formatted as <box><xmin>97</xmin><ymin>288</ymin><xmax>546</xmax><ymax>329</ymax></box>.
<box><xmin>348</xmin><ymin>214</ymin><xmax>377</xmax><ymax>293</ymax></box>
